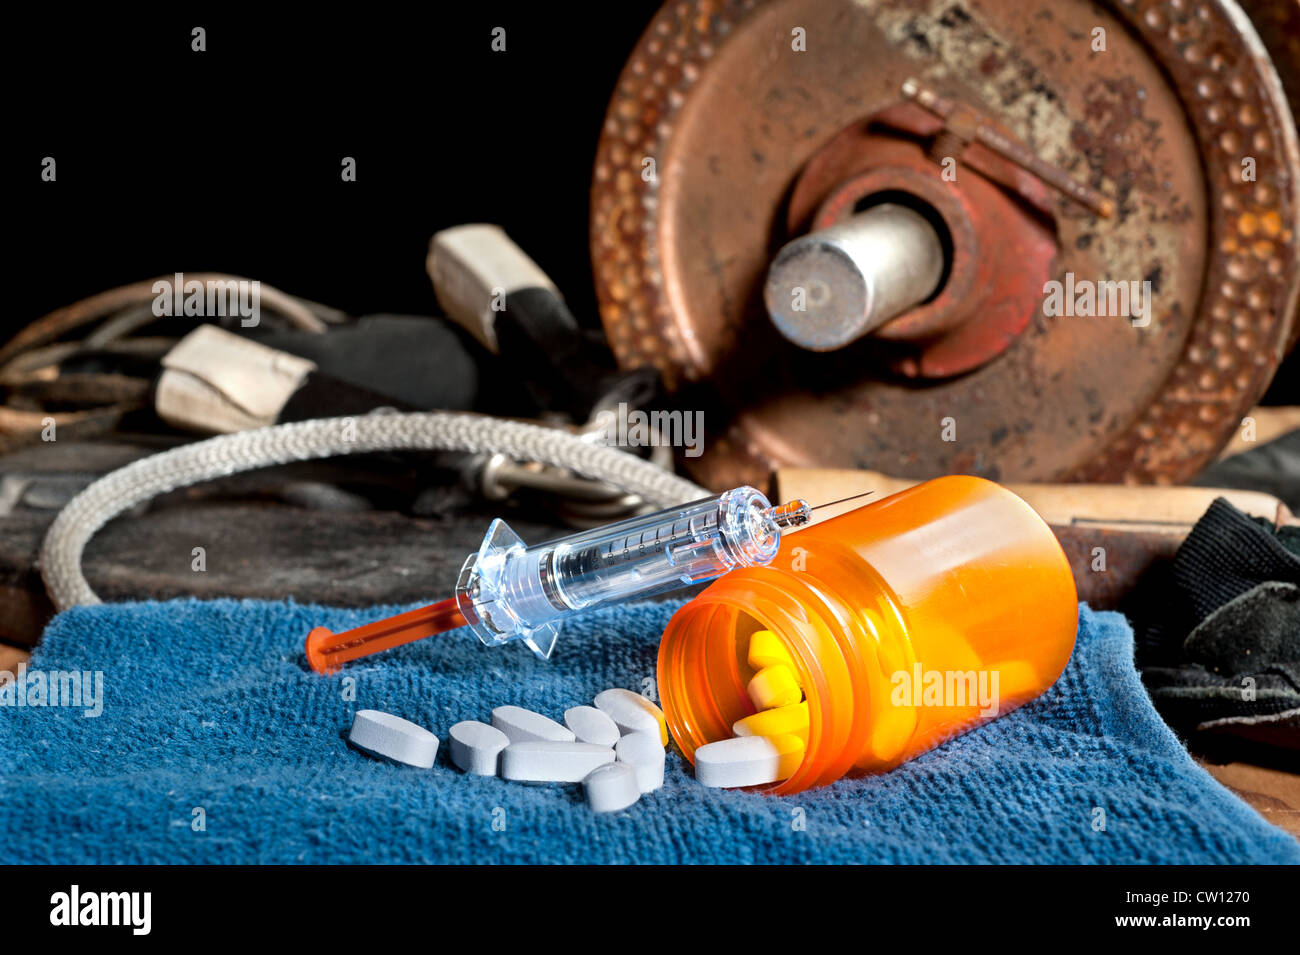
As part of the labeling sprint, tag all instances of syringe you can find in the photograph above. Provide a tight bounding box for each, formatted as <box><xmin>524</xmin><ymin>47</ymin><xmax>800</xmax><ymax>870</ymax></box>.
<box><xmin>305</xmin><ymin>486</ymin><xmax>812</xmax><ymax>672</ymax></box>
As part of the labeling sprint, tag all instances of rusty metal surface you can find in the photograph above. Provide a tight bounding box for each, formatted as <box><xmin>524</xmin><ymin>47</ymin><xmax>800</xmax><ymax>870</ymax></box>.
<box><xmin>1238</xmin><ymin>2</ymin><xmax>1300</xmax><ymax>262</ymax></box>
<box><xmin>1234</xmin><ymin>0</ymin><xmax>1300</xmax><ymax>350</ymax></box>
<box><xmin>590</xmin><ymin>0</ymin><xmax>1300</xmax><ymax>491</ymax></box>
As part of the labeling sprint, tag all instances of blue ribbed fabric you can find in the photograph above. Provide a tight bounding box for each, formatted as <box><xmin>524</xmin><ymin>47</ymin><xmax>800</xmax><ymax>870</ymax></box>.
<box><xmin>1</xmin><ymin>599</ymin><xmax>1295</xmax><ymax>864</ymax></box>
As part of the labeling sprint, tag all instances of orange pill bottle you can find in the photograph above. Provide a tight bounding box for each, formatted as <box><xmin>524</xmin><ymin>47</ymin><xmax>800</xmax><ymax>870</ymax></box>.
<box><xmin>657</xmin><ymin>475</ymin><xmax>1078</xmax><ymax>793</ymax></box>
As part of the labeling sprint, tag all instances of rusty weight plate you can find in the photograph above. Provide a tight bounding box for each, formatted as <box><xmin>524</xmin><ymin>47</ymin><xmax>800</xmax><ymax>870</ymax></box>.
<box><xmin>590</xmin><ymin>0</ymin><xmax>1300</xmax><ymax>490</ymax></box>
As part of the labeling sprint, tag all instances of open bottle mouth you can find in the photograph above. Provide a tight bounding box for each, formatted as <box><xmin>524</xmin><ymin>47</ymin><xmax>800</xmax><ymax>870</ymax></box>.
<box><xmin>657</xmin><ymin>563</ymin><xmax>893</xmax><ymax>796</ymax></box>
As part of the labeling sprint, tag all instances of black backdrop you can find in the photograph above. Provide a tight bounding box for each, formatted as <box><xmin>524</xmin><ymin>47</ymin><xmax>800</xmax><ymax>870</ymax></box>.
<box><xmin>8</xmin><ymin>3</ymin><xmax>662</xmax><ymax>337</ymax></box>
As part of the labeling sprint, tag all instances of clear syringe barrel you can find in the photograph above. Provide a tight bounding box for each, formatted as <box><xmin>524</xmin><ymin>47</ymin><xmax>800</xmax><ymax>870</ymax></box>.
<box><xmin>455</xmin><ymin>486</ymin><xmax>808</xmax><ymax>658</ymax></box>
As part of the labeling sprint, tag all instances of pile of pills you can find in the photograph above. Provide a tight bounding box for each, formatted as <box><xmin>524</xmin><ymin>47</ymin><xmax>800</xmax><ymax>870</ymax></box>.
<box><xmin>347</xmin><ymin>687</ymin><xmax>667</xmax><ymax>814</ymax></box>
<box><xmin>344</xmin><ymin>630</ymin><xmax>809</xmax><ymax>803</ymax></box>
<box><xmin>694</xmin><ymin>629</ymin><xmax>809</xmax><ymax>787</ymax></box>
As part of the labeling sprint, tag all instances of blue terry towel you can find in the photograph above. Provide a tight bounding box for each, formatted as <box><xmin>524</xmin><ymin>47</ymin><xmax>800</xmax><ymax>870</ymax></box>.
<box><xmin>1</xmin><ymin>599</ymin><xmax>1296</xmax><ymax>864</ymax></box>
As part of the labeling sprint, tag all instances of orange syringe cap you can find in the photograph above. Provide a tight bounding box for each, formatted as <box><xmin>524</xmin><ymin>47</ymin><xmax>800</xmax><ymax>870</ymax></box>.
<box><xmin>304</xmin><ymin>597</ymin><xmax>466</xmax><ymax>673</ymax></box>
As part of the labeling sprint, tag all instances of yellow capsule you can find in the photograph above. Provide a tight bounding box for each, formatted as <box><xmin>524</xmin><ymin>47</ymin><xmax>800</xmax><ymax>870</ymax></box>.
<box><xmin>766</xmin><ymin>733</ymin><xmax>807</xmax><ymax>780</ymax></box>
<box><xmin>747</xmin><ymin>629</ymin><xmax>797</xmax><ymax>674</ymax></box>
<box><xmin>747</xmin><ymin>664</ymin><xmax>803</xmax><ymax>710</ymax></box>
<box><xmin>733</xmin><ymin>701</ymin><xmax>809</xmax><ymax>743</ymax></box>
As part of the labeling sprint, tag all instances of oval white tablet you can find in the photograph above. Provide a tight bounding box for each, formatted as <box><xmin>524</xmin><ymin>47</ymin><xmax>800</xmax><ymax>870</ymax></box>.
<box><xmin>564</xmin><ymin>705</ymin><xmax>621</xmax><ymax>747</ymax></box>
<box><xmin>583</xmin><ymin>762</ymin><xmax>641</xmax><ymax>813</ymax></box>
<box><xmin>348</xmin><ymin>709</ymin><xmax>439</xmax><ymax>769</ymax></box>
<box><xmin>499</xmin><ymin>741</ymin><xmax>615</xmax><ymax>782</ymax></box>
<box><xmin>491</xmin><ymin>705</ymin><xmax>576</xmax><ymax>744</ymax></box>
<box><xmin>448</xmin><ymin>720</ymin><xmax>510</xmax><ymax>776</ymax></box>
<box><xmin>693</xmin><ymin>734</ymin><xmax>804</xmax><ymax>788</ymax></box>
<box><xmin>615</xmin><ymin>731</ymin><xmax>666</xmax><ymax>794</ymax></box>
<box><xmin>594</xmin><ymin>688</ymin><xmax>668</xmax><ymax>744</ymax></box>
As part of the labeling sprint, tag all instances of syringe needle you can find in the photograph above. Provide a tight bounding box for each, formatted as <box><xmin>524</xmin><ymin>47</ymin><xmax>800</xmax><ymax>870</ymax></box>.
<box><xmin>809</xmin><ymin>490</ymin><xmax>874</xmax><ymax>511</ymax></box>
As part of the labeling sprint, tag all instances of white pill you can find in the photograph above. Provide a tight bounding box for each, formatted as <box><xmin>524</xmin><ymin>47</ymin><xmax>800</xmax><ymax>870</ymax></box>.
<box><xmin>491</xmin><ymin>705</ymin><xmax>576</xmax><ymax>744</ymax></box>
<box><xmin>448</xmin><ymin>720</ymin><xmax>510</xmax><ymax>776</ymax></box>
<box><xmin>615</xmin><ymin>731</ymin><xmax>666</xmax><ymax>794</ymax></box>
<box><xmin>348</xmin><ymin>710</ymin><xmax>439</xmax><ymax>769</ymax></box>
<box><xmin>693</xmin><ymin>734</ymin><xmax>805</xmax><ymax>788</ymax></box>
<box><xmin>583</xmin><ymin>762</ymin><xmax>641</xmax><ymax>813</ymax></box>
<box><xmin>499</xmin><ymin>741</ymin><xmax>615</xmax><ymax>782</ymax></box>
<box><xmin>594</xmin><ymin>688</ymin><xmax>667</xmax><ymax>744</ymax></box>
<box><xmin>564</xmin><ymin>705</ymin><xmax>621</xmax><ymax>747</ymax></box>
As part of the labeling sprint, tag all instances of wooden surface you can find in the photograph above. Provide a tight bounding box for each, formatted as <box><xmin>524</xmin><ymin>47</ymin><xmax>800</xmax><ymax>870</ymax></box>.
<box><xmin>1199</xmin><ymin>761</ymin><xmax>1300</xmax><ymax>839</ymax></box>
<box><xmin>778</xmin><ymin>468</ymin><xmax>1294</xmax><ymax>530</ymax></box>
<box><xmin>0</xmin><ymin>643</ymin><xmax>28</xmax><ymax>672</ymax></box>
<box><xmin>1218</xmin><ymin>406</ymin><xmax>1300</xmax><ymax>458</ymax></box>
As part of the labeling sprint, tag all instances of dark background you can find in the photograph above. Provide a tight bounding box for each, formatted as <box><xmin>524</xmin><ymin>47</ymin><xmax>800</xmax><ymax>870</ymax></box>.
<box><xmin>8</xmin><ymin>3</ymin><xmax>662</xmax><ymax>337</ymax></box>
